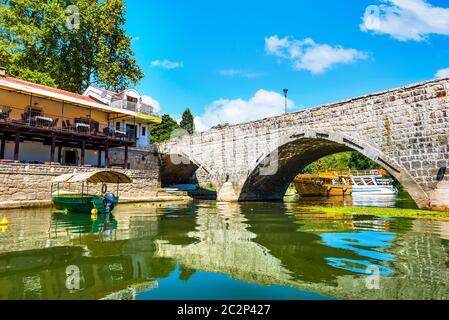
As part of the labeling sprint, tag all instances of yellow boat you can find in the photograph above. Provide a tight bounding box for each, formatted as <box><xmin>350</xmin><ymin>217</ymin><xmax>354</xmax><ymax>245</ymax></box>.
<box><xmin>294</xmin><ymin>169</ymin><xmax>393</xmax><ymax>198</ymax></box>
<box><xmin>293</xmin><ymin>171</ymin><xmax>352</xmax><ymax>197</ymax></box>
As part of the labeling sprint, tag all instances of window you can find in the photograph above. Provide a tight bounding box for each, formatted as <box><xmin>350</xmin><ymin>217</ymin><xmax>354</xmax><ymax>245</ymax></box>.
<box><xmin>26</xmin><ymin>106</ymin><xmax>42</xmax><ymax>117</ymax></box>
<box><xmin>116</xmin><ymin>122</ymin><xmax>121</xmax><ymax>130</ymax></box>
<box><xmin>141</xmin><ymin>126</ymin><xmax>146</xmax><ymax>136</ymax></box>
<box><xmin>352</xmin><ymin>178</ymin><xmax>364</xmax><ymax>186</ymax></box>
<box><xmin>127</xmin><ymin>96</ymin><xmax>138</xmax><ymax>103</ymax></box>
<box><xmin>126</xmin><ymin>96</ymin><xmax>138</xmax><ymax>111</ymax></box>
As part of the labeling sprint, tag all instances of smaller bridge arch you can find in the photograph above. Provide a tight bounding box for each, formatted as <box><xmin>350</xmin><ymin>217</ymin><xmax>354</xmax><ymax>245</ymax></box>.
<box><xmin>159</xmin><ymin>151</ymin><xmax>212</xmax><ymax>187</ymax></box>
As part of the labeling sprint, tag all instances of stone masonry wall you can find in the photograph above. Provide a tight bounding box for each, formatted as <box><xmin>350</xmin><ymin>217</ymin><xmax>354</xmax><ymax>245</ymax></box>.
<box><xmin>0</xmin><ymin>162</ymin><xmax>161</xmax><ymax>209</ymax></box>
<box><xmin>159</xmin><ymin>78</ymin><xmax>449</xmax><ymax>210</ymax></box>
<box><xmin>109</xmin><ymin>146</ymin><xmax>161</xmax><ymax>170</ymax></box>
<box><xmin>195</xmin><ymin>167</ymin><xmax>213</xmax><ymax>188</ymax></box>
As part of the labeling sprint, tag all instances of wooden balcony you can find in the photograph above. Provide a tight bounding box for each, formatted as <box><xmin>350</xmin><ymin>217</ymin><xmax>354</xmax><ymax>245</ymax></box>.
<box><xmin>0</xmin><ymin>105</ymin><xmax>135</xmax><ymax>168</ymax></box>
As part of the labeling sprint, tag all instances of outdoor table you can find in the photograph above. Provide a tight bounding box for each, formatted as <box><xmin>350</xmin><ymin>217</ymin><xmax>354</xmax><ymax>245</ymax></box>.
<box><xmin>114</xmin><ymin>130</ymin><xmax>127</xmax><ymax>137</ymax></box>
<box><xmin>76</xmin><ymin>123</ymin><xmax>90</xmax><ymax>133</ymax></box>
<box><xmin>34</xmin><ymin>116</ymin><xmax>54</xmax><ymax>127</ymax></box>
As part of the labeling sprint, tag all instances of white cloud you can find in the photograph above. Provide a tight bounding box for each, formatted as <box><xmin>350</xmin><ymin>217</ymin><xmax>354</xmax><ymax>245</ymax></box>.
<box><xmin>435</xmin><ymin>68</ymin><xmax>449</xmax><ymax>78</ymax></box>
<box><xmin>141</xmin><ymin>95</ymin><xmax>161</xmax><ymax>113</ymax></box>
<box><xmin>360</xmin><ymin>0</ymin><xmax>449</xmax><ymax>41</ymax></box>
<box><xmin>265</xmin><ymin>35</ymin><xmax>368</xmax><ymax>74</ymax></box>
<box><xmin>194</xmin><ymin>89</ymin><xmax>295</xmax><ymax>132</ymax></box>
<box><xmin>151</xmin><ymin>59</ymin><xmax>183</xmax><ymax>70</ymax></box>
<box><xmin>219</xmin><ymin>69</ymin><xmax>264</xmax><ymax>79</ymax></box>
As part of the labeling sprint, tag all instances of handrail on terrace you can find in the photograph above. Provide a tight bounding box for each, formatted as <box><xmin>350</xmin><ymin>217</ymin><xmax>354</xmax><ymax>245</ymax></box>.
<box><xmin>109</xmin><ymin>99</ymin><xmax>161</xmax><ymax>118</ymax></box>
<box><xmin>0</xmin><ymin>104</ymin><xmax>135</xmax><ymax>142</ymax></box>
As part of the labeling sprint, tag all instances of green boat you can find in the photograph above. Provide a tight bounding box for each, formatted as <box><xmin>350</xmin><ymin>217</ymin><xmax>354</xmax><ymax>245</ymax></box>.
<box><xmin>51</xmin><ymin>170</ymin><xmax>132</xmax><ymax>215</ymax></box>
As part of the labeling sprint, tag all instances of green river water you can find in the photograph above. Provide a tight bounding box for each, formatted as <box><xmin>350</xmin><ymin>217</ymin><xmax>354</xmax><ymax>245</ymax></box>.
<box><xmin>0</xmin><ymin>193</ymin><xmax>449</xmax><ymax>300</ymax></box>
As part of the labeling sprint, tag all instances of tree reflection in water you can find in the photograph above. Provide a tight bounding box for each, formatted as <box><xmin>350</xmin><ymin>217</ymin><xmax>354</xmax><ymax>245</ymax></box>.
<box><xmin>0</xmin><ymin>200</ymin><xmax>448</xmax><ymax>300</ymax></box>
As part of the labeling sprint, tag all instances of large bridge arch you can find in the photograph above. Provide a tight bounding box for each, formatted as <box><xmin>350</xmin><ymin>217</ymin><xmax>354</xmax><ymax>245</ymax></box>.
<box><xmin>158</xmin><ymin>78</ymin><xmax>449</xmax><ymax>210</ymax></box>
<box><xmin>236</xmin><ymin>130</ymin><xmax>429</xmax><ymax>208</ymax></box>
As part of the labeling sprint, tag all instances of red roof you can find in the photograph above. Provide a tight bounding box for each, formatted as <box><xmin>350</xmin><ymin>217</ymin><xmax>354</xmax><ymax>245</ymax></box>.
<box><xmin>1</xmin><ymin>76</ymin><xmax>99</xmax><ymax>104</ymax></box>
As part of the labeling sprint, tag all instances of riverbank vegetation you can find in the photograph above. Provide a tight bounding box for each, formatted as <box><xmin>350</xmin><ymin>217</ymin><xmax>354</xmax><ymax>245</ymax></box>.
<box><xmin>302</xmin><ymin>152</ymin><xmax>380</xmax><ymax>174</ymax></box>
<box><xmin>151</xmin><ymin>108</ymin><xmax>195</xmax><ymax>143</ymax></box>
<box><xmin>301</xmin><ymin>206</ymin><xmax>449</xmax><ymax>221</ymax></box>
<box><xmin>150</xmin><ymin>115</ymin><xmax>180</xmax><ymax>143</ymax></box>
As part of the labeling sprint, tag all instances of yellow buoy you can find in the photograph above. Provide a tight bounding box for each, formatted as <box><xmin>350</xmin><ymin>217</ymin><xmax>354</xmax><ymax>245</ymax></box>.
<box><xmin>0</xmin><ymin>217</ymin><xmax>9</xmax><ymax>226</ymax></box>
<box><xmin>91</xmin><ymin>209</ymin><xmax>98</xmax><ymax>221</ymax></box>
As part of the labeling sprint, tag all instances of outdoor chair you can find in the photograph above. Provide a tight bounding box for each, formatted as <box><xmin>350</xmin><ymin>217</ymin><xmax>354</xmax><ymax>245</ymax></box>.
<box><xmin>103</xmin><ymin>127</ymin><xmax>112</xmax><ymax>136</ymax></box>
<box><xmin>66</xmin><ymin>120</ymin><xmax>74</xmax><ymax>131</ymax></box>
<box><xmin>0</xmin><ymin>107</ymin><xmax>11</xmax><ymax>120</ymax></box>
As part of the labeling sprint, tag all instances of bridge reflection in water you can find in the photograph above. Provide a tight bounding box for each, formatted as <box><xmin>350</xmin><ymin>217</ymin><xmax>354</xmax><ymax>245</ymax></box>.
<box><xmin>0</xmin><ymin>201</ymin><xmax>449</xmax><ymax>300</ymax></box>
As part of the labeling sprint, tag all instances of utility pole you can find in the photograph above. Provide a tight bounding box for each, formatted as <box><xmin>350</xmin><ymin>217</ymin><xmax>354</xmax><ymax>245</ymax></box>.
<box><xmin>283</xmin><ymin>89</ymin><xmax>289</xmax><ymax>114</ymax></box>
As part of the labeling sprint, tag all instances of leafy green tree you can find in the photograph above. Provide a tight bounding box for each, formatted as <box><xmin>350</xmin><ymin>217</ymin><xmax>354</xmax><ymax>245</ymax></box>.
<box><xmin>348</xmin><ymin>152</ymin><xmax>380</xmax><ymax>170</ymax></box>
<box><xmin>150</xmin><ymin>114</ymin><xmax>180</xmax><ymax>143</ymax></box>
<box><xmin>180</xmin><ymin>108</ymin><xmax>195</xmax><ymax>134</ymax></box>
<box><xmin>303</xmin><ymin>151</ymin><xmax>380</xmax><ymax>174</ymax></box>
<box><xmin>0</xmin><ymin>0</ymin><xmax>143</xmax><ymax>93</ymax></box>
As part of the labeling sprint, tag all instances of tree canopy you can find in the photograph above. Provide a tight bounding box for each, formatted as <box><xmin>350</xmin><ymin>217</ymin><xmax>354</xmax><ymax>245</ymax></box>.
<box><xmin>180</xmin><ymin>108</ymin><xmax>195</xmax><ymax>134</ymax></box>
<box><xmin>303</xmin><ymin>151</ymin><xmax>381</xmax><ymax>174</ymax></box>
<box><xmin>150</xmin><ymin>114</ymin><xmax>180</xmax><ymax>144</ymax></box>
<box><xmin>0</xmin><ymin>0</ymin><xmax>143</xmax><ymax>93</ymax></box>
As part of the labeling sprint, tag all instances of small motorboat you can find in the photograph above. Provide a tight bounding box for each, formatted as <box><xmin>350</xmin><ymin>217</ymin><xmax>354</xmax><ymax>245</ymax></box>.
<box><xmin>349</xmin><ymin>174</ymin><xmax>398</xmax><ymax>196</ymax></box>
<box><xmin>51</xmin><ymin>170</ymin><xmax>132</xmax><ymax>214</ymax></box>
<box><xmin>164</xmin><ymin>184</ymin><xmax>198</xmax><ymax>192</ymax></box>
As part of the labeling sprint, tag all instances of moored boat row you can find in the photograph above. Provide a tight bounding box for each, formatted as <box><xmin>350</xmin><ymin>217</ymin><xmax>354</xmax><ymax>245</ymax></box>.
<box><xmin>293</xmin><ymin>169</ymin><xmax>398</xmax><ymax>198</ymax></box>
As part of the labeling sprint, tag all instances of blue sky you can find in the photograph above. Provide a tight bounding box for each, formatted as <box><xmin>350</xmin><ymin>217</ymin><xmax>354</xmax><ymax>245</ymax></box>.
<box><xmin>125</xmin><ymin>0</ymin><xmax>449</xmax><ymax>131</ymax></box>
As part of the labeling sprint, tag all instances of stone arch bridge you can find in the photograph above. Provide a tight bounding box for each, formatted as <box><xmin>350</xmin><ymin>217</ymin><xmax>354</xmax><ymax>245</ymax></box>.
<box><xmin>158</xmin><ymin>78</ymin><xmax>449</xmax><ymax>211</ymax></box>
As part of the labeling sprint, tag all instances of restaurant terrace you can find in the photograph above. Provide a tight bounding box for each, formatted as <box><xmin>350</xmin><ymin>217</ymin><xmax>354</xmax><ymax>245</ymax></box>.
<box><xmin>0</xmin><ymin>68</ymin><xmax>157</xmax><ymax>168</ymax></box>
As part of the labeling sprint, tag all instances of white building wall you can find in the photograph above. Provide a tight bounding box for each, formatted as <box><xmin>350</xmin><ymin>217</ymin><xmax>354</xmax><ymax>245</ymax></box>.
<box><xmin>4</xmin><ymin>141</ymin><xmax>51</xmax><ymax>163</ymax></box>
<box><xmin>3</xmin><ymin>141</ymin><xmax>104</xmax><ymax>166</ymax></box>
<box><xmin>119</xmin><ymin>120</ymin><xmax>151</xmax><ymax>148</ymax></box>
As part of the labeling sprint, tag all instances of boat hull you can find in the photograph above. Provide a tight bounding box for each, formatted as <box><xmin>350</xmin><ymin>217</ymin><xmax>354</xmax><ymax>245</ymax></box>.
<box><xmin>293</xmin><ymin>181</ymin><xmax>351</xmax><ymax>197</ymax></box>
<box><xmin>52</xmin><ymin>195</ymin><xmax>119</xmax><ymax>214</ymax></box>
<box><xmin>351</xmin><ymin>187</ymin><xmax>398</xmax><ymax>196</ymax></box>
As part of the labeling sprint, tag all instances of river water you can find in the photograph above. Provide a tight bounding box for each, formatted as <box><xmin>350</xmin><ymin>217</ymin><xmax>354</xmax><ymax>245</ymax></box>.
<box><xmin>1</xmin><ymin>194</ymin><xmax>449</xmax><ymax>300</ymax></box>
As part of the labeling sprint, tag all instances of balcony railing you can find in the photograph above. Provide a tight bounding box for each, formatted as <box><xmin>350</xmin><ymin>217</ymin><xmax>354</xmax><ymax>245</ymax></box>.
<box><xmin>0</xmin><ymin>104</ymin><xmax>135</xmax><ymax>142</ymax></box>
<box><xmin>110</xmin><ymin>99</ymin><xmax>161</xmax><ymax>118</ymax></box>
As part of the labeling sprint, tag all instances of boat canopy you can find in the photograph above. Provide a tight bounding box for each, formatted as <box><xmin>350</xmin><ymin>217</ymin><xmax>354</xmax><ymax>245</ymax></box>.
<box><xmin>52</xmin><ymin>170</ymin><xmax>132</xmax><ymax>184</ymax></box>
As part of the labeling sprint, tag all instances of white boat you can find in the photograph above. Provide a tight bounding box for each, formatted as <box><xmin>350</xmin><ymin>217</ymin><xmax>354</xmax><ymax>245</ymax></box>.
<box><xmin>348</xmin><ymin>174</ymin><xmax>398</xmax><ymax>196</ymax></box>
